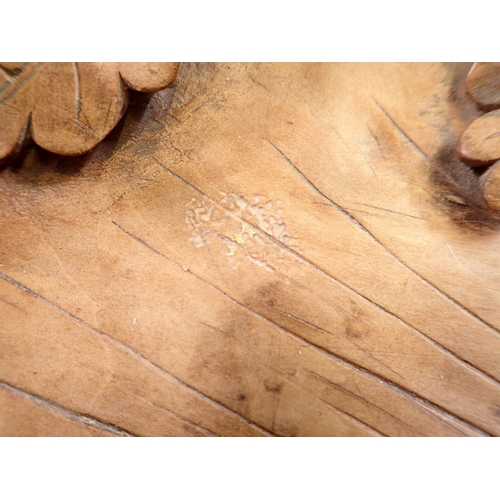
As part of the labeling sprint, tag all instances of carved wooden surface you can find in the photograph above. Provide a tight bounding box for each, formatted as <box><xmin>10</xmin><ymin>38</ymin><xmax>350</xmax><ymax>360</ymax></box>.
<box><xmin>457</xmin><ymin>62</ymin><xmax>500</xmax><ymax>210</ymax></box>
<box><xmin>1</xmin><ymin>63</ymin><xmax>500</xmax><ymax>436</ymax></box>
<box><xmin>481</xmin><ymin>161</ymin><xmax>500</xmax><ymax>212</ymax></box>
<box><xmin>466</xmin><ymin>62</ymin><xmax>500</xmax><ymax>111</ymax></box>
<box><xmin>0</xmin><ymin>63</ymin><xmax>179</xmax><ymax>164</ymax></box>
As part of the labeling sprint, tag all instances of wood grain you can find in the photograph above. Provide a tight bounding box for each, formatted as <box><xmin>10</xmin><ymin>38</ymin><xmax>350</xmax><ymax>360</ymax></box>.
<box><xmin>1</xmin><ymin>63</ymin><xmax>499</xmax><ymax>436</ymax></box>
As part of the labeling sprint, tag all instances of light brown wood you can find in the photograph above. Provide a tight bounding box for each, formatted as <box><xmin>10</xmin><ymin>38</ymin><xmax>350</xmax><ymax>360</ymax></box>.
<box><xmin>1</xmin><ymin>63</ymin><xmax>500</xmax><ymax>436</ymax></box>
<box><xmin>0</xmin><ymin>62</ymin><xmax>179</xmax><ymax>164</ymax></box>
<box><xmin>118</xmin><ymin>63</ymin><xmax>180</xmax><ymax>92</ymax></box>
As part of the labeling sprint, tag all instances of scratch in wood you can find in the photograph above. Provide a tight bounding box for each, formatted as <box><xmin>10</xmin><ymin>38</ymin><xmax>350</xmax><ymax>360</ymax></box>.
<box><xmin>266</xmin><ymin>138</ymin><xmax>500</xmax><ymax>339</ymax></box>
<box><xmin>321</xmin><ymin>399</ymin><xmax>386</xmax><ymax>436</ymax></box>
<box><xmin>352</xmin><ymin>376</ymin><xmax>363</xmax><ymax>398</ymax></box>
<box><xmin>387</xmin><ymin>378</ymin><xmax>491</xmax><ymax>436</ymax></box>
<box><xmin>271</xmin><ymin>306</ymin><xmax>403</xmax><ymax>380</ymax></box>
<box><xmin>396</xmin><ymin>279</ymin><xmax>408</xmax><ymax>318</ymax></box>
<box><xmin>170</xmin><ymin>143</ymin><xmax>192</xmax><ymax>160</ymax></box>
<box><xmin>103</xmin><ymin>100</ymin><xmax>112</xmax><ymax>127</ymax></box>
<box><xmin>269</xmin><ymin>365</ymin><xmax>385</xmax><ymax>436</ymax></box>
<box><xmin>52</xmin><ymin>108</ymin><xmax>99</xmax><ymax>139</ymax></box>
<box><xmin>370</xmin><ymin>350</ymin><xmax>433</xmax><ymax>358</ymax></box>
<box><xmin>207</xmin><ymin>241</ymin><xmax>230</xmax><ymax>289</ymax></box>
<box><xmin>447</xmin><ymin>243</ymin><xmax>462</xmax><ymax>266</ymax></box>
<box><xmin>280</xmin><ymin>275</ymin><xmax>356</xmax><ymax>319</ymax></box>
<box><xmin>152</xmin><ymin>117</ymin><xmax>168</xmax><ymax>131</ymax></box>
<box><xmin>307</xmin><ymin>370</ymin><xmax>426</xmax><ymax>436</ymax></box>
<box><xmin>166</xmin><ymin>112</ymin><xmax>181</xmax><ymax>123</ymax></box>
<box><xmin>136</xmin><ymin>395</ymin><xmax>217</xmax><ymax>437</ymax></box>
<box><xmin>184</xmin><ymin>90</ymin><xmax>223</xmax><ymax>121</ymax></box>
<box><xmin>0</xmin><ymin>295</ymin><xmax>25</xmax><ymax>312</ymax></box>
<box><xmin>0</xmin><ymin>380</ymin><xmax>135</xmax><ymax>436</ymax></box>
<box><xmin>357</xmin><ymin>140</ymin><xmax>378</xmax><ymax>177</ymax></box>
<box><xmin>449</xmin><ymin>274</ymin><xmax>500</xmax><ymax>298</ymax></box>
<box><xmin>485</xmin><ymin>131</ymin><xmax>500</xmax><ymax>141</ymax></box>
<box><xmin>270</xmin><ymin>348</ymin><xmax>282</xmax><ymax>433</ymax></box>
<box><xmin>371</xmin><ymin>96</ymin><xmax>460</xmax><ymax>188</ymax></box>
<box><xmin>366</xmin><ymin>124</ymin><xmax>386</xmax><ymax>159</ymax></box>
<box><xmin>291</xmin><ymin>265</ymin><xmax>368</xmax><ymax>318</ymax></box>
<box><xmin>352</xmin><ymin>202</ymin><xmax>426</xmax><ymax>221</ymax></box>
<box><xmin>350</xmin><ymin>339</ymin><xmax>405</xmax><ymax>381</ymax></box>
<box><xmin>151</xmin><ymin>156</ymin><xmax>204</xmax><ymax>196</ymax></box>
<box><xmin>72</xmin><ymin>62</ymin><xmax>81</xmax><ymax>122</ymax></box>
<box><xmin>343</xmin><ymin>208</ymin><xmax>385</xmax><ymax>218</ymax></box>
<box><xmin>0</xmin><ymin>269</ymin><xmax>272</xmax><ymax>437</ymax></box>
<box><xmin>24</xmin><ymin>212</ymin><xmax>99</xmax><ymax>308</ymax></box>
<box><xmin>198</xmin><ymin>321</ymin><xmax>232</xmax><ymax>337</ymax></box>
<box><xmin>105</xmin><ymin>191</ymin><xmax>128</xmax><ymax>213</ymax></box>
<box><xmin>270</xmin><ymin>306</ymin><xmax>347</xmax><ymax>331</ymax></box>
<box><xmin>80</xmin><ymin>109</ymin><xmax>92</xmax><ymax>129</ymax></box>
<box><xmin>190</xmin><ymin>104</ymin><xmax>204</xmax><ymax>115</ymax></box>
<box><xmin>408</xmin><ymin>395</ymin><xmax>489</xmax><ymax>436</ymax></box>
<box><xmin>331</xmin><ymin>124</ymin><xmax>351</xmax><ymax>153</ymax></box>
<box><xmin>247</xmin><ymin>73</ymin><xmax>269</xmax><ymax>92</ymax></box>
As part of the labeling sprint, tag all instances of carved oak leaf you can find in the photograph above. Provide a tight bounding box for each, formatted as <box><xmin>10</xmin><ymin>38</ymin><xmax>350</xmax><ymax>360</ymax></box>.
<box><xmin>457</xmin><ymin>62</ymin><xmax>500</xmax><ymax>211</ymax></box>
<box><xmin>480</xmin><ymin>160</ymin><xmax>500</xmax><ymax>212</ymax></box>
<box><xmin>457</xmin><ymin>109</ymin><xmax>500</xmax><ymax>166</ymax></box>
<box><xmin>0</xmin><ymin>62</ymin><xmax>179</xmax><ymax>164</ymax></box>
<box><xmin>466</xmin><ymin>62</ymin><xmax>500</xmax><ymax>111</ymax></box>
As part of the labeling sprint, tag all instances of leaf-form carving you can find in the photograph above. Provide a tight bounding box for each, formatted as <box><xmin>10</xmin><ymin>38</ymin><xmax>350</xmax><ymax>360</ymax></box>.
<box><xmin>456</xmin><ymin>62</ymin><xmax>500</xmax><ymax>212</ymax></box>
<box><xmin>480</xmin><ymin>160</ymin><xmax>500</xmax><ymax>211</ymax></box>
<box><xmin>457</xmin><ymin>109</ymin><xmax>500</xmax><ymax>166</ymax></box>
<box><xmin>466</xmin><ymin>62</ymin><xmax>500</xmax><ymax>111</ymax></box>
<box><xmin>0</xmin><ymin>62</ymin><xmax>179</xmax><ymax>164</ymax></box>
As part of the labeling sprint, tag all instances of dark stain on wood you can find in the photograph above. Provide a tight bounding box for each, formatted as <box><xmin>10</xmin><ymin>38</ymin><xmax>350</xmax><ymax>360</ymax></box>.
<box><xmin>431</xmin><ymin>144</ymin><xmax>500</xmax><ymax>230</ymax></box>
<box><xmin>264</xmin><ymin>381</ymin><xmax>283</xmax><ymax>393</ymax></box>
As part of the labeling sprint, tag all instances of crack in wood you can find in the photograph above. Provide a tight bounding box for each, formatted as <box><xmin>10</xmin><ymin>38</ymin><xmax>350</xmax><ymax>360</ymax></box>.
<box><xmin>321</xmin><ymin>399</ymin><xmax>386</xmax><ymax>436</ymax></box>
<box><xmin>306</xmin><ymin>370</ymin><xmax>427</xmax><ymax>436</ymax></box>
<box><xmin>0</xmin><ymin>380</ymin><xmax>135</xmax><ymax>436</ymax></box>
